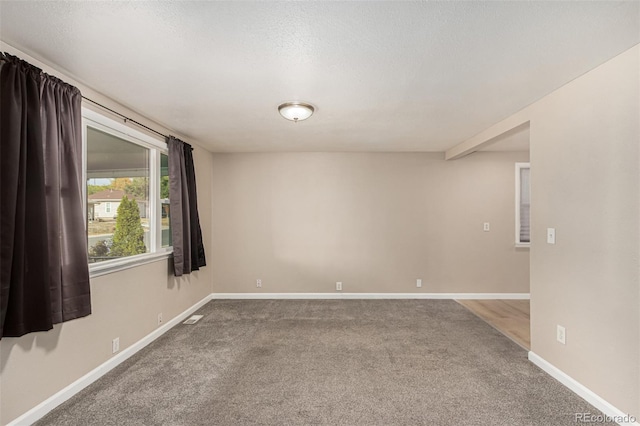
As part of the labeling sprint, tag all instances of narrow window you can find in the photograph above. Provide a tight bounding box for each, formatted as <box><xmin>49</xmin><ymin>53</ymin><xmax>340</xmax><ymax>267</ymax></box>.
<box><xmin>160</xmin><ymin>153</ymin><xmax>172</xmax><ymax>248</ymax></box>
<box><xmin>515</xmin><ymin>162</ymin><xmax>531</xmax><ymax>247</ymax></box>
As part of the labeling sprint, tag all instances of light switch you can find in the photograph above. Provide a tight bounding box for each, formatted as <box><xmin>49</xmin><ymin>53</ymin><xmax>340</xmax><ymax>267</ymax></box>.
<box><xmin>547</xmin><ymin>228</ymin><xmax>556</xmax><ymax>244</ymax></box>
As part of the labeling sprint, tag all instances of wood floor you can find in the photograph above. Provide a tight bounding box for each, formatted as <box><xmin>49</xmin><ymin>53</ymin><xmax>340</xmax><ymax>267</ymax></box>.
<box><xmin>456</xmin><ymin>299</ymin><xmax>530</xmax><ymax>350</ymax></box>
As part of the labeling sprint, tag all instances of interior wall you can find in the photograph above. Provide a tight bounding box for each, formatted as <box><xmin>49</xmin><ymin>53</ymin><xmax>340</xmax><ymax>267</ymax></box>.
<box><xmin>474</xmin><ymin>45</ymin><xmax>639</xmax><ymax>418</ymax></box>
<box><xmin>211</xmin><ymin>151</ymin><xmax>530</xmax><ymax>294</ymax></box>
<box><xmin>0</xmin><ymin>44</ymin><xmax>215</xmax><ymax>425</ymax></box>
<box><xmin>528</xmin><ymin>45</ymin><xmax>639</xmax><ymax>418</ymax></box>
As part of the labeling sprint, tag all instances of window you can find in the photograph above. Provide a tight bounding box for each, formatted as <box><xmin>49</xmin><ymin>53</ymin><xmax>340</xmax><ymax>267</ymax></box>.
<box><xmin>160</xmin><ymin>153</ymin><xmax>171</xmax><ymax>248</ymax></box>
<box><xmin>515</xmin><ymin>162</ymin><xmax>530</xmax><ymax>247</ymax></box>
<box><xmin>83</xmin><ymin>108</ymin><xmax>171</xmax><ymax>275</ymax></box>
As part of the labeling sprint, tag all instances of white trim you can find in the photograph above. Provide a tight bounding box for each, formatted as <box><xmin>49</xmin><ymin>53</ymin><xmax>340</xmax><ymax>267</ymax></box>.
<box><xmin>149</xmin><ymin>148</ymin><xmax>158</xmax><ymax>251</ymax></box>
<box><xmin>89</xmin><ymin>249</ymin><xmax>172</xmax><ymax>278</ymax></box>
<box><xmin>212</xmin><ymin>292</ymin><xmax>530</xmax><ymax>300</ymax></box>
<box><xmin>154</xmin><ymin>152</ymin><xmax>162</xmax><ymax>250</ymax></box>
<box><xmin>6</xmin><ymin>294</ymin><xmax>214</xmax><ymax>426</ymax></box>
<box><xmin>82</xmin><ymin>107</ymin><xmax>167</xmax><ymax>151</ymax></box>
<box><xmin>81</xmin><ymin>120</ymin><xmax>88</xmax><ymax>228</ymax></box>
<box><xmin>528</xmin><ymin>352</ymin><xmax>639</xmax><ymax>426</ymax></box>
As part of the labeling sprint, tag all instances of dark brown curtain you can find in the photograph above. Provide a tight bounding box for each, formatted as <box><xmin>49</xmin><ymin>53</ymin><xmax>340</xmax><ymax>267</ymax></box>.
<box><xmin>0</xmin><ymin>53</ymin><xmax>91</xmax><ymax>339</ymax></box>
<box><xmin>167</xmin><ymin>136</ymin><xmax>206</xmax><ymax>276</ymax></box>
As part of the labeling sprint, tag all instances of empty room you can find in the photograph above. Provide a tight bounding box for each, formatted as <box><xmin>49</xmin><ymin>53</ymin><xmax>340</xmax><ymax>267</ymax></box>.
<box><xmin>0</xmin><ymin>1</ymin><xmax>638</xmax><ymax>425</ymax></box>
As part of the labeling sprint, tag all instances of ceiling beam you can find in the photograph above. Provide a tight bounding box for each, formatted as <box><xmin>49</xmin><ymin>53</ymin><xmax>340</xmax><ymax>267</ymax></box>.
<box><xmin>445</xmin><ymin>110</ymin><xmax>531</xmax><ymax>160</ymax></box>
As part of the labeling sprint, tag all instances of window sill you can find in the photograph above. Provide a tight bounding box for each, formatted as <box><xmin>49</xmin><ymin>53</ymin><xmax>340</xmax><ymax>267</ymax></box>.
<box><xmin>89</xmin><ymin>249</ymin><xmax>173</xmax><ymax>279</ymax></box>
<box><xmin>515</xmin><ymin>243</ymin><xmax>531</xmax><ymax>249</ymax></box>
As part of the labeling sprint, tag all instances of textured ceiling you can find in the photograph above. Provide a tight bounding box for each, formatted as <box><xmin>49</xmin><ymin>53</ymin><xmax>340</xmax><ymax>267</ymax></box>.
<box><xmin>1</xmin><ymin>1</ymin><xmax>638</xmax><ymax>152</ymax></box>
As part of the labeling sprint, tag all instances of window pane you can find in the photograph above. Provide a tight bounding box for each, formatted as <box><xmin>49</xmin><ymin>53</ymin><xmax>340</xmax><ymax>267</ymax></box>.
<box><xmin>519</xmin><ymin>167</ymin><xmax>530</xmax><ymax>243</ymax></box>
<box><xmin>161</xmin><ymin>153</ymin><xmax>172</xmax><ymax>247</ymax></box>
<box><xmin>86</xmin><ymin>127</ymin><xmax>150</xmax><ymax>263</ymax></box>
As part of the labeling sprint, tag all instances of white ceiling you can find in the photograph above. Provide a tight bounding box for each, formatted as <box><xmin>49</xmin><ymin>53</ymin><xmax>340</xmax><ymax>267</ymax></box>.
<box><xmin>1</xmin><ymin>1</ymin><xmax>638</xmax><ymax>153</ymax></box>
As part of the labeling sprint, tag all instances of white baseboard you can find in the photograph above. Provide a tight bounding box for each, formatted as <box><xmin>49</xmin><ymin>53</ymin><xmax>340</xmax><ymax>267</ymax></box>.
<box><xmin>212</xmin><ymin>292</ymin><xmax>530</xmax><ymax>300</ymax></box>
<box><xmin>8</xmin><ymin>294</ymin><xmax>214</xmax><ymax>426</ymax></box>
<box><xmin>528</xmin><ymin>352</ymin><xmax>639</xmax><ymax>426</ymax></box>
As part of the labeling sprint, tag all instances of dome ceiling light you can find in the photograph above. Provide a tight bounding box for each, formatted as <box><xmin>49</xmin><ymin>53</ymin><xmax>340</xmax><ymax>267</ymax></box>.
<box><xmin>278</xmin><ymin>102</ymin><xmax>315</xmax><ymax>122</ymax></box>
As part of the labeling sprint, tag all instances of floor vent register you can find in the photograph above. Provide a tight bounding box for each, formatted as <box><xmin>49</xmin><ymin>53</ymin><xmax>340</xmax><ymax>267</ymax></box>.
<box><xmin>183</xmin><ymin>315</ymin><xmax>204</xmax><ymax>325</ymax></box>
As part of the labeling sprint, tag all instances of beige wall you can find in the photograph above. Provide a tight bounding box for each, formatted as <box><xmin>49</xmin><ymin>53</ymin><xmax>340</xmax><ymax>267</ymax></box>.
<box><xmin>211</xmin><ymin>151</ymin><xmax>530</xmax><ymax>294</ymax></box>
<box><xmin>529</xmin><ymin>45</ymin><xmax>639</xmax><ymax>417</ymax></box>
<box><xmin>0</xmin><ymin>44</ymin><xmax>214</xmax><ymax>425</ymax></box>
<box><xmin>0</xmin><ymin>146</ymin><xmax>213</xmax><ymax>426</ymax></box>
<box><xmin>471</xmin><ymin>45</ymin><xmax>639</xmax><ymax>417</ymax></box>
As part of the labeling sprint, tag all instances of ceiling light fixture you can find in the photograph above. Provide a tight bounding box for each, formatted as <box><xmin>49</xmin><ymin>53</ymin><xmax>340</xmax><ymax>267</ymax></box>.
<box><xmin>278</xmin><ymin>101</ymin><xmax>315</xmax><ymax>122</ymax></box>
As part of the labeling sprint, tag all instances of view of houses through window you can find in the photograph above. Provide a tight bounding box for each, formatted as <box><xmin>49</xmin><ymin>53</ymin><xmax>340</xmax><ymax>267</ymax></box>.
<box><xmin>84</xmin><ymin>113</ymin><xmax>171</xmax><ymax>266</ymax></box>
<box><xmin>161</xmin><ymin>153</ymin><xmax>171</xmax><ymax>248</ymax></box>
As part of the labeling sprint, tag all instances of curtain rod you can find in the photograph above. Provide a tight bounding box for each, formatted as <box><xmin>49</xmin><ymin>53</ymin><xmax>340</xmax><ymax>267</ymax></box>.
<box><xmin>81</xmin><ymin>96</ymin><xmax>168</xmax><ymax>139</ymax></box>
<box><xmin>2</xmin><ymin>51</ymin><xmax>175</xmax><ymax>142</ymax></box>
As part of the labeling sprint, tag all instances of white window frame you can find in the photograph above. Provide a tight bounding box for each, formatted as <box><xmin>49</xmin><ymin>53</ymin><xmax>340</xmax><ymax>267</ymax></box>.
<box><xmin>82</xmin><ymin>108</ymin><xmax>172</xmax><ymax>277</ymax></box>
<box><xmin>515</xmin><ymin>162</ymin><xmax>531</xmax><ymax>248</ymax></box>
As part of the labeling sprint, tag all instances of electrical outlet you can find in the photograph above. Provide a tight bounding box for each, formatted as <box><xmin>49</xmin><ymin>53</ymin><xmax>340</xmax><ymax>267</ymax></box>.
<box><xmin>256</xmin><ymin>279</ymin><xmax>262</xmax><ymax>288</ymax></box>
<box><xmin>112</xmin><ymin>337</ymin><xmax>120</xmax><ymax>354</ymax></box>
<box><xmin>483</xmin><ymin>222</ymin><xmax>490</xmax><ymax>232</ymax></box>
<box><xmin>416</xmin><ymin>279</ymin><xmax>422</xmax><ymax>288</ymax></box>
<box><xmin>157</xmin><ymin>313</ymin><xmax>163</xmax><ymax>326</ymax></box>
<box><xmin>556</xmin><ymin>325</ymin><xmax>566</xmax><ymax>345</ymax></box>
<box><xmin>336</xmin><ymin>282</ymin><xmax>342</xmax><ymax>291</ymax></box>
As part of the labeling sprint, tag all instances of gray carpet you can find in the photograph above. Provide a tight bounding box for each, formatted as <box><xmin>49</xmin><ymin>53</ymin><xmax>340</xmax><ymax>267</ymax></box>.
<box><xmin>36</xmin><ymin>300</ymin><xmax>610</xmax><ymax>425</ymax></box>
